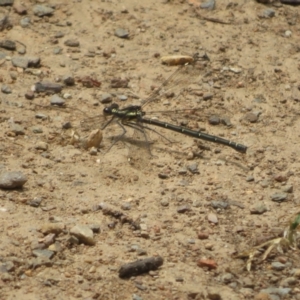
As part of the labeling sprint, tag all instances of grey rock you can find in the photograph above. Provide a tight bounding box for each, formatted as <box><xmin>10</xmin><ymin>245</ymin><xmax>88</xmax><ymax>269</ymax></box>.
<box><xmin>263</xmin><ymin>9</ymin><xmax>275</xmax><ymax>18</ymax></box>
<box><xmin>160</xmin><ymin>199</ymin><xmax>169</xmax><ymax>207</ymax></box>
<box><xmin>260</xmin><ymin>287</ymin><xmax>291</xmax><ymax>297</ymax></box>
<box><xmin>27</xmin><ymin>56</ymin><xmax>40</xmax><ymax>67</ymax></box>
<box><xmin>178</xmin><ymin>167</ymin><xmax>187</xmax><ymax>175</ymax></box>
<box><xmin>70</xmin><ymin>224</ymin><xmax>95</xmax><ymax>245</ymax></box>
<box><xmin>35</xmin><ymin>141</ymin><xmax>48</xmax><ymax>151</ymax></box>
<box><xmin>25</xmin><ymin>90</ymin><xmax>34</xmax><ymax>100</ymax></box>
<box><xmin>0</xmin><ymin>39</ymin><xmax>15</xmax><ymax>50</ymax></box>
<box><xmin>1</xmin><ymin>84</ymin><xmax>11</xmax><ymax>94</ymax></box>
<box><xmin>221</xmin><ymin>272</ymin><xmax>233</xmax><ymax>284</ymax></box>
<box><xmin>246</xmin><ymin>176</ymin><xmax>254</xmax><ymax>182</ymax></box>
<box><xmin>68</xmin><ymin>235</ymin><xmax>79</xmax><ymax>244</ymax></box>
<box><xmin>20</xmin><ymin>17</ymin><xmax>30</xmax><ymax>27</ymax></box>
<box><xmin>271</xmin><ymin>192</ymin><xmax>288</xmax><ymax>202</ymax></box>
<box><xmin>0</xmin><ymin>171</ymin><xmax>27</xmax><ymax>189</ymax></box>
<box><xmin>9</xmin><ymin>123</ymin><xmax>25</xmax><ymax>135</ymax></box>
<box><xmin>187</xmin><ymin>163</ymin><xmax>199</xmax><ymax>174</ymax></box>
<box><xmin>50</xmin><ymin>94</ymin><xmax>65</xmax><ymax>106</ymax></box>
<box><xmin>1</xmin><ymin>261</ymin><xmax>14</xmax><ymax>272</ymax></box>
<box><xmin>177</xmin><ymin>205</ymin><xmax>191</xmax><ymax>213</ymax></box>
<box><xmin>211</xmin><ymin>200</ymin><xmax>229</xmax><ymax>209</ymax></box>
<box><xmin>282</xmin><ymin>185</ymin><xmax>293</xmax><ymax>193</ymax></box>
<box><xmin>40</xmin><ymin>223</ymin><xmax>65</xmax><ymax>235</ymax></box>
<box><xmin>117</xmin><ymin>95</ymin><xmax>128</xmax><ymax>101</ymax></box>
<box><xmin>33</xmin><ymin>5</ymin><xmax>54</xmax><ymax>17</ymax></box>
<box><xmin>88</xmin><ymin>224</ymin><xmax>100</xmax><ymax>233</ymax></box>
<box><xmin>31</xmin><ymin>126</ymin><xmax>43</xmax><ymax>133</ymax></box>
<box><xmin>0</xmin><ymin>12</ymin><xmax>11</xmax><ymax>31</ymax></box>
<box><xmin>200</xmin><ymin>0</ymin><xmax>215</xmax><ymax>10</ymax></box>
<box><xmin>35</xmin><ymin>113</ymin><xmax>48</xmax><ymax>120</ymax></box>
<box><xmin>54</xmin><ymin>31</ymin><xmax>64</xmax><ymax>38</ymax></box>
<box><xmin>272</xmin><ymin>262</ymin><xmax>286</xmax><ymax>271</ymax></box>
<box><xmin>280</xmin><ymin>276</ymin><xmax>297</xmax><ymax>286</ymax></box>
<box><xmin>11</xmin><ymin>56</ymin><xmax>29</xmax><ymax>68</ymax></box>
<box><xmin>244</xmin><ymin>112</ymin><xmax>259</xmax><ymax>123</ymax></box>
<box><xmin>34</xmin><ymin>82</ymin><xmax>63</xmax><ymax>94</ymax></box>
<box><xmin>32</xmin><ymin>249</ymin><xmax>55</xmax><ymax>260</ymax></box>
<box><xmin>207</xmin><ymin>213</ymin><xmax>218</xmax><ymax>224</ymax></box>
<box><xmin>100</xmin><ymin>93</ymin><xmax>112</xmax><ymax>104</ymax></box>
<box><xmin>62</xmin><ymin>74</ymin><xmax>74</xmax><ymax>86</ymax></box>
<box><xmin>27</xmin><ymin>257</ymin><xmax>52</xmax><ymax>268</ymax></box>
<box><xmin>64</xmin><ymin>39</ymin><xmax>80</xmax><ymax>47</ymax></box>
<box><xmin>1</xmin><ymin>273</ymin><xmax>13</xmax><ymax>281</ymax></box>
<box><xmin>203</xmin><ymin>92</ymin><xmax>214</xmax><ymax>100</ymax></box>
<box><xmin>0</xmin><ymin>51</ymin><xmax>5</xmax><ymax>59</ymax></box>
<box><xmin>31</xmin><ymin>241</ymin><xmax>46</xmax><ymax>250</ymax></box>
<box><xmin>208</xmin><ymin>115</ymin><xmax>220</xmax><ymax>125</ymax></box>
<box><xmin>0</xmin><ymin>0</ymin><xmax>14</xmax><ymax>6</ymax></box>
<box><xmin>132</xmin><ymin>294</ymin><xmax>143</xmax><ymax>300</ymax></box>
<box><xmin>250</xmin><ymin>204</ymin><xmax>267</xmax><ymax>214</ymax></box>
<box><xmin>27</xmin><ymin>197</ymin><xmax>42</xmax><ymax>207</ymax></box>
<box><xmin>121</xmin><ymin>202</ymin><xmax>131</xmax><ymax>210</ymax></box>
<box><xmin>115</xmin><ymin>28</ymin><xmax>129</xmax><ymax>38</ymax></box>
<box><xmin>53</xmin><ymin>47</ymin><xmax>62</xmax><ymax>55</ymax></box>
<box><xmin>260</xmin><ymin>180</ymin><xmax>270</xmax><ymax>188</ymax></box>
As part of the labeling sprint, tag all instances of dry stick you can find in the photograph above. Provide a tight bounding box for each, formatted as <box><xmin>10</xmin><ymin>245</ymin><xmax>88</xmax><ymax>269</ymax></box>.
<box><xmin>194</xmin><ymin>10</ymin><xmax>232</xmax><ymax>25</ymax></box>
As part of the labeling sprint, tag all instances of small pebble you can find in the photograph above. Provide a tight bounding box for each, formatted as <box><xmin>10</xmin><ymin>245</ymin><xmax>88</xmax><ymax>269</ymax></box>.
<box><xmin>160</xmin><ymin>199</ymin><xmax>169</xmax><ymax>207</ymax></box>
<box><xmin>118</xmin><ymin>95</ymin><xmax>128</xmax><ymax>101</ymax></box>
<box><xmin>62</xmin><ymin>74</ymin><xmax>75</xmax><ymax>86</ymax></box>
<box><xmin>197</xmin><ymin>232</ymin><xmax>209</xmax><ymax>240</ymax></box>
<box><xmin>50</xmin><ymin>94</ymin><xmax>65</xmax><ymax>106</ymax></box>
<box><xmin>272</xmin><ymin>262</ymin><xmax>286</xmax><ymax>271</ymax></box>
<box><xmin>25</xmin><ymin>90</ymin><xmax>34</xmax><ymax>100</ymax></box>
<box><xmin>263</xmin><ymin>9</ymin><xmax>275</xmax><ymax>18</ymax></box>
<box><xmin>250</xmin><ymin>204</ymin><xmax>267</xmax><ymax>215</ymax></box>
<box><xmin>285</xmin><ymin>30</ymin><xmax>292</xmax><ymax>37</ymax></box>
<box><xmin>1</xmin><ymin>85</ymin><xmax>11</xmax><ymax>94</ymax></box>
<box><xmin>207</xmin><ymin>213</ymin><xmax>218</xmax><ymax>224</ymax></box>
<box><xmin>70</xmin><ymin>225</ymin><xmax>95</xmax><ymax>246</ymax></box>
<box><xmin>271</xmin><ymin>192</ymin><xmax>288</xmax><ymax>202</ymax></box>
<box><xmin>32</xmin><ymin>249</ymin><xmax>54</xmax><ymax>260</ymax></box>
<box><xmin>27</xmin><ymin>197</ymin><xmax>42</xmax><ymax>208</ymax></box>
<box><xmin>0</xmin><ymin>171</ymin><xmax>27</xmax><ymax>189</ymax></box>
<box><xmin>64</xmin><ymin>39</ymin><xmax>80</xmax><ymax>47</ymax></box>
<box><xmin>100</xmin><ymin>93</ymin><xmax>112</xmax><ymax>103</ymax></box>
<box><xmin>33</xmin><ymin>5</ymin><xmax>54</xmax><ymax>17</ymax></box>
<box><xmin>35</xmin><ymin>141</ymin><xmax>48</xmax><ymax>151</ymax></box>
<box><xmin>208</xmin><ymin>115</ymin><xmax>220</xmax><ymax>125</ymax></box>
<box><xmin>121</xmin><ymin>202</ymin><xmax>131</xmax><ymax>210</ymax></box>
<box><xmin>200</xmin><ymin>0</ymin><xmax>215</xmax><ymax>10</ymax></box>
<box><xmin>20</xmin><ymin>17</ymin><xmax>30</xmax><ymax>27</ymax></box>
<box><xmin>177</xmin><ymin>205</ymin><xmax>191</xmax><ymax>213</ymax></box>
<box><xmin>115</xmin><ymin>28</ymin><xmax>129</xmax><ymax>38</ymax></box>
<box><xmin>203</xmin><ymin>92</ymin><xmax>213</xmax><ymax>100</ymax></box>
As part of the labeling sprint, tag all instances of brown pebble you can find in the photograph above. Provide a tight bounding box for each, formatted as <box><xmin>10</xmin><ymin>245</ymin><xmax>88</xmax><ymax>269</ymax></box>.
<box><xmin>13</xmin><ymin>3</ymin><xmax>27</xmax><ymax>15</ymax></box>
<box><xmin>254</xmin><ymin>292</ymin><xmax>272</xmax><ymax>300</ymax></box>
<box><xmin>197</xmin><ymin>258</ymin><xmax>217</xmax><ymax>269</ymax></box>
<box><xmin>25</xmin><ymin>90</ymin><xmax>34</xmax><ymax>100</ymax></box>
<box><xmin>197</xmin><ymin>231</ymin><xmax>209</xmax><ymax>239</ymax></box>
<box><xmin>274</xmin><ymin>173</ymin><xmax>287</xmax><ymax>182</ymax></box>
<box><xmin>207</xmin><ymin>213</ymin><xmax>218</xmax><ymax>224</ymax></box>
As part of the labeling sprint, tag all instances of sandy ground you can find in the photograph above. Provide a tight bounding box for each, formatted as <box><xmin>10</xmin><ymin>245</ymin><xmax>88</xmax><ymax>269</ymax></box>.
<box><xmin>1</xmin><ymin>0</ymin><xmax>300</xmax><ymax>299</ymax></box>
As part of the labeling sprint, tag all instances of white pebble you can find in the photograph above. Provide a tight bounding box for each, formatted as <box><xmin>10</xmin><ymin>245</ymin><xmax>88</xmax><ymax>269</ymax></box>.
<box><xmin>285</xmin><ymin>30</ymin><xmax>292</xmax><ymax>37</ymax></box>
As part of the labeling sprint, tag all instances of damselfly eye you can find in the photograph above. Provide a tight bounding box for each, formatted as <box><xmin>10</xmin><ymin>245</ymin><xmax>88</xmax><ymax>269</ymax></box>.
<box><xmin>103</xmin><ymin>103</ymin><xmax>119</xmax><ymax>115</ymax></box>
<box><xmin>103</xmin><ymin>107</ymin><xmax>111</xmax><ymax>115</ymax></box>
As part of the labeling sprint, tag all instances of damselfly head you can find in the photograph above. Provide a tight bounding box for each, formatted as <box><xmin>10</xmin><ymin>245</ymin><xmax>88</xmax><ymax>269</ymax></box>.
<box><xmin>103</xmin><ymin>103</ymin><xmax>119</xmax><ymax>115</ymax></box>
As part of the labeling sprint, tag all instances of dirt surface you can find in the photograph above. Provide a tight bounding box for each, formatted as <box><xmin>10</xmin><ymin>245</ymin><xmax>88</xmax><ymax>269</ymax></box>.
<box><xmin>1</xmin><ymin>0</ymin><xmax>300</xmax><ymax>299</ymax></box>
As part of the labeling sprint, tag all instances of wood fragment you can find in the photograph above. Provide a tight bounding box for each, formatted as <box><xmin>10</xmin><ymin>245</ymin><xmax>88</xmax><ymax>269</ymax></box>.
<box><xmin>119</xmin><ymin>256</ymin><xmax>164</xmax><ymax>278</ymax></box>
